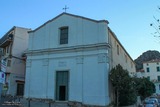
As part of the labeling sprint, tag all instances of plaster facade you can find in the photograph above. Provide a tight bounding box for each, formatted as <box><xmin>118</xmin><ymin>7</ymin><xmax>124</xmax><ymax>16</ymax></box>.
<box><xmin>138</xmin><ymin>60</ymin><xmax>160</xmax><ymax>94</ymax></box>
<box><xmin>24</xmin><ymin>13</ymin><xmax>136</xmax><ymax>106</ymax></box>
<box><xmin>108</xmin><ymin>28</ymin><xmax>135</xmax><ymax>74</ymax></box>
<box><xmin>0</xmin><ymin>26</ymin><xmax>30</xmax><ymax>96</ymax></box>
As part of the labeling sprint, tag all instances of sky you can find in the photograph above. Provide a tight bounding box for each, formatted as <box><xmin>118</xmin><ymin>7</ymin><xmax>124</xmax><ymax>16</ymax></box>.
<box><xmin>0</xmin><ymin>0</ymin><xmax>160</xmax><ymax>60</ymax></box>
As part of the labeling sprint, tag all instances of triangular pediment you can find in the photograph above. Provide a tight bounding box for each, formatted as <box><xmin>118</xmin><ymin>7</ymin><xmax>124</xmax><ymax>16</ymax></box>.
<box><xmin>29</xmin><ymin>12</ymin><xmax>109</xmax><ymax>33</ymax></box>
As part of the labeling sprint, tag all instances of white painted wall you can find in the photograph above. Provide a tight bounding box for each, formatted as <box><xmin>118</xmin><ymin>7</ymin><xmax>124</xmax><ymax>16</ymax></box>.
<box><xmin>108</xmin><ymin>28</ymin><xmax>136</xmax><ymax>102</ymax></box>
<box><xmin>25</xmin><ymin>50</ymin><xmax>110</xmax><ymax>106</ymax></box>
<box><xmin>155</xmin><ymin>82</ymin><xmax>160</xmax><ymax>94</ymax></box>
<box><xmin>142</xmin><ymin>61</ymin><xmax>160</xmax><ymax>94</ymax></box>
<box><xmin>5</xmin><ymin>27</ymin><xmax>30</xmax><ymax>76</ymax></box>
<box><xmin>108</xmin><ymin>30</ymin><xmax>136</xmax><ymax>74</ymax></box>
<box><xmin>13</xmin><ymin>27</ymin><xmax>30</xmax><ymax>57</ymax></box>
<box><xmin>25</xmin><ymin>13</ymin><xmax>110</xmax><ymax>106</ymax></box>
<box><xmin>25</xmin><ymin>13</ymin><xmax>134</xmax><ymax>106</ymax></box>
<box><xmin>143</xmin><ymin>62</ymin><xmax>160</xmax><ymax>80</ymax></box>
<box><xmin>28</xmin><ymin>14</ymin><xmax>108</xmax><ymax>50</ymax></box>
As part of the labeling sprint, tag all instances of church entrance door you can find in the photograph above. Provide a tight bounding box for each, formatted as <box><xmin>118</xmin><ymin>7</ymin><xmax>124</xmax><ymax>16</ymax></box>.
<box><xmin>56</xmin><ymin>71</ymin><xmax>69</xmax><ymax>101</ymax></box>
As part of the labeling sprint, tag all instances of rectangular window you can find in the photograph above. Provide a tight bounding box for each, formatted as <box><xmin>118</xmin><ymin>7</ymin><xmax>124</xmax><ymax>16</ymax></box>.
<box><xmin>147</xmin><ymin>76</ymin><xmax>150</xmax><ymax>81</ymax></box>
<box><xmin>146</xmin><ymin>67</ymin><xmax>150</xmax><ymax>72</ymax></box>
<box><xmin>158</xmin><ymin>76</ymin><xmax>160</xmax><ymax>81</ymax></box>
<box><xmin>131</xmin><ymin>61</ymin><xmax>133</xmax><ymax>68</ymax></box>
<box><xmin>117</xmin><ymin>45</ymin><xmax>119</xmax><ymax>55</ymax></box>
<box><xmin>125</xmin><ymin>54</ymin><xmax>127</xmax><ymax>63</ymax></box>
<box><xmin>7</xmin><ymin>60</ymin><xmax>11</xmax><ymax>67</ymax></box>
<box><xmin>17</xmin><ymin>83</ymin><xmax>24</xmax><ymax>96</ymax></box>
<box><xmin>6</xmin><ymin>46</ymin><xmax>8</xmax><ymax>53</ymax></box>
<box><xmin>159</xmin><ymin>85</ymin><xmax>160</xmax><ymax>90</ymax></box>
<box><xmin>157</xmin><ymin>67</ymin><xmax>160</xmax><ymax>72</ymax></box>
<box><xmin>60</xmin><ymin>27</ymin><xmax>68</xmax><ymax>44</ymax></box>
<box><xmin>3</xmin><ymin>48</ymin><xmax>6</xmax><ymax>55</ymax></box>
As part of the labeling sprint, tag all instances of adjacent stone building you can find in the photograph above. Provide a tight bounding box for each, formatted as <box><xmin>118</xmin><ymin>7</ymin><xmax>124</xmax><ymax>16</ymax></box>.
<box><xmin>24</xmin><ymin>13</ymin><xmax>135</xmax><ymax>106</ymax></box>
<box><xmin>0</xmin><ymin>26</ymin><xmax>31</xmax><ymax>96</ymax></box>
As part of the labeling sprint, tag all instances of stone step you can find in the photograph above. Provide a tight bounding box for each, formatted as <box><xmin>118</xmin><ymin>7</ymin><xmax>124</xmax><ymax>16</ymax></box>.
<box><xmin>52</xmin><ymin>102</ymin><xmax>69</xmax><ymax>107</ymax></box>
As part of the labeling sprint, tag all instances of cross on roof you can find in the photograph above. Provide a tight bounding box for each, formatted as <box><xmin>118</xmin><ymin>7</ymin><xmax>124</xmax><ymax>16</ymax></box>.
<box><xmin>63</xmin><ymin>5</ymin><xmax>69</xmax><ymax>13</ymax></box>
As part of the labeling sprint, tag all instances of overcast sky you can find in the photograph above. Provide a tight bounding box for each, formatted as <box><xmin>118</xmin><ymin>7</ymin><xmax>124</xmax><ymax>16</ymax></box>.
<box><xmin>0</xmin><ymin>0</ymin><xmax>160</xmax><ymax>59</ymax></box>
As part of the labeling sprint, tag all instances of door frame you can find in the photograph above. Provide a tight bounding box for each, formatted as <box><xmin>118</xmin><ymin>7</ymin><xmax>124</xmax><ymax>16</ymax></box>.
<box><xmin>16</xmin><ymin>80</ymin><xmax>24</xmax><ymax>96</ymax></box>
<box><xmin>55</xmin><ymin>70</ymin><xmax>69</xmax><ymax>101</ymax></box>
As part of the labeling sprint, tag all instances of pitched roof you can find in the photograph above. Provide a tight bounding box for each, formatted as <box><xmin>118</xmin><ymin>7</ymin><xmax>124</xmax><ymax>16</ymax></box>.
<box><xmin>29</xmin><ymin>12</ymin><xmax>109</xmax><ymax>33</ymax></box>
<box><xmin>143</xmin><ymin>59</ymin><xmax>160</xmax><ymax>64</ymax></box>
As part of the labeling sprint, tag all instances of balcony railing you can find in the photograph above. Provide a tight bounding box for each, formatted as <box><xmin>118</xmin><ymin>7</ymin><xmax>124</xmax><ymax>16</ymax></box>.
<box><xmin>0</xmin><ymin>34</ymin><xmax>13</xmax><ymax>47</ymax></box>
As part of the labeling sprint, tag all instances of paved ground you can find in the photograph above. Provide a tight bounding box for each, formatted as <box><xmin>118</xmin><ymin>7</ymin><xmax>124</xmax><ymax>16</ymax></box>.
<box><xmin>0</xmin><ymin>96</ymin><xmax>69</xmax><ymax>107</ymax></box>
<box><xmin>0</xmin><ymin>96</ymin><xmax>23</xmax><ymax>107</ymax></box>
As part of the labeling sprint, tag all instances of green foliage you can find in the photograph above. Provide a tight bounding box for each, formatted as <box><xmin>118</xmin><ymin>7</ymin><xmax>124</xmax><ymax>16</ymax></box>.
<box><xmin>118</xmin><ymin>77</ymin><xmax>137</xmax><ymax>106</ymax></box>
<box><xmin>133</xmin><ymin>77</ymin><xmax>155</xmax><ymax>100</ymax></box>
<box><xmin>109</xmin><ymin>64</ymin><xmax>137</xmax><ymax>106</ymax></box>
<box><xmin>109</xmin><ymin>64</ymin><xmax>129</xmax><ymax>89</ymax></box>
<box><xmin>109</xmin><ymin>64</ymin><xmax>156</xmax><ymax>106</ymax></box>
<box><xmin>109</xmin><ymin>64</ymin><xmax>155</xmax><ymax>106</ymax></box>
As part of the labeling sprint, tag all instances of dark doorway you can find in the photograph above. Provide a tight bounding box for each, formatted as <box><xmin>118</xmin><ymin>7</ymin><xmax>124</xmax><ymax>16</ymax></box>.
<box><xmin>56</xmin><ymin>71</ymin><xmax>68</xmax><ymax>101</ymax></box>
<box><xmin>59</xmin><ymin>86</ymin><xmax>66</xmax><ymax>101</ymax></box>
<box><xmin>17</xmin><ymin>83</ymin><xmax>24</xmax><ymax>96</ymax></box>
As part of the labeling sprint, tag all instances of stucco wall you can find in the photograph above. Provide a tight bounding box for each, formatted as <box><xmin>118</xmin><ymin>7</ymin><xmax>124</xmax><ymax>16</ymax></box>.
<box><xmin>12</xmin><ymin>27</ymin><xmax>30</xmax><ymax>57</ymax></box>
<box><xmin>25</xmin><ymin>14</ymin><xmax>111</xmax><ymax>106</ymax></box>
<box><xmin>143</xmin><ymin>62</ymin><xmax>160</xmax><ymax>80</ymax></box>
<box><xmin>25</xmin><ymin>49</ymin><xmax>110</xmax><ymax>106</ymax></box>
<box><xmin>25</xmin><ymin>13</ymin><xmax>134</xmax><ymax>106</ymax></box>
<box><xmin>108</xmin><ymin>29</ymin><xmax>136</xmax><ymax>74</ymax></box>
<box><xmin>1</xmin><ymin>27</ymin><xmax>30</xmax><ymax>96</ymax></box>
<box><xmin>143</xmin><ymin>62</ymin><xmax>160</xmax><ymax>94</ymax></box>
<box><xmin>28</xmin><ymin>14</ymin><xmax>108</xmax><ymax>50</ymax></box>
<box><xmin>7</xmin><ymin>27</ymin><xmax>30</xmax><ymax>75</ymax></box>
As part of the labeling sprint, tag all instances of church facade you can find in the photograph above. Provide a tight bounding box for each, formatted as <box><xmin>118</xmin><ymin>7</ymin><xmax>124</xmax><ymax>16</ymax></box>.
<box><xmin>24</xmin><ymin>13</ymin><xmax>135</xmax><ymax>106</ymax></box>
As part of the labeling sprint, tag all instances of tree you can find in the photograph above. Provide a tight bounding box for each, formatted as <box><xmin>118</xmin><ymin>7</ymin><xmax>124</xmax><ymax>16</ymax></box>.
<box><xmin>150</xmin><ymin>6</ymin><xmax>160</xmax><ymax>38</ymax></box>
<box><xmin>109</xmin><ymin>64</ymin><xmax>155</xmax><ymax>106</ymax></box>
<box><xmin>109</xmin><ymin>64</ymin><xmax>137</xmax><ymax>106</ymax></box>
<box><xmin>133</xmin><ymin>77</ymin><xmax>155</xmax><ymax>100</ymax></box>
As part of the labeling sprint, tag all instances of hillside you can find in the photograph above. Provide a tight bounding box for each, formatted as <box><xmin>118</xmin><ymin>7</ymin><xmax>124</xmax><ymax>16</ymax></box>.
<box><xmin>134</xmin><ymin>50</ymin><xmax>160</xmax><ymax>71</ymax></box>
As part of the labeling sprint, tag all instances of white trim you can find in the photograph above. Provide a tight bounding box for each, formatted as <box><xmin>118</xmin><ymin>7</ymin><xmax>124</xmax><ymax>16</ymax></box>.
<box><xmin>26</xmin><ymin>43</ymin><xmax>110</xmax><ymax>55</ymax></box>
